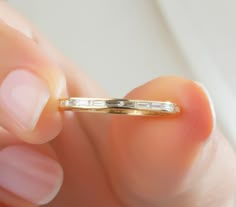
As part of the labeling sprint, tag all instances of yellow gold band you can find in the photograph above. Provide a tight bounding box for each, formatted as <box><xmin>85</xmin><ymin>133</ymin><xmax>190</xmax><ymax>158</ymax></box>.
<box><xmin>59</xmin><ymin>97</ymin><xmax>180</xmax><ymax>116</ymax></box>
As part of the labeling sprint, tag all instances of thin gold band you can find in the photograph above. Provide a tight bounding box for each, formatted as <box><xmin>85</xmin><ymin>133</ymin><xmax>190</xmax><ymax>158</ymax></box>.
<box><xmin>59</xmin><ymin>97</ymin><xmax>180</xmax><ymax>116</ymax></box>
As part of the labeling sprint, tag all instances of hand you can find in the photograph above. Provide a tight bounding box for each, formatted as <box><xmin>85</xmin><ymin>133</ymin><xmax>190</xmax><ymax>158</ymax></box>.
<box><xmin>0</xmin><ymin>2</ymin><xmax>235</xmax><ymax>207</ymax></box>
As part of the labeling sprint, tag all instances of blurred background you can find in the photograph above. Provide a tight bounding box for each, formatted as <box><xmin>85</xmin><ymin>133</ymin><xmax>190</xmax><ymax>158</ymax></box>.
<box><xmin>8</xmin><ymin>0</ymin><xmax>236</xmax><ymax>148</ymax></box>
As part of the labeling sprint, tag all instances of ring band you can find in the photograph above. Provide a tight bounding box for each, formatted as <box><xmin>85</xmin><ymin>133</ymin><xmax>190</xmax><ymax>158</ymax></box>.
<box><xmin>59</xmin><ymin>97</ymin><xmax>180</xmax><ymax>116</ymax></box>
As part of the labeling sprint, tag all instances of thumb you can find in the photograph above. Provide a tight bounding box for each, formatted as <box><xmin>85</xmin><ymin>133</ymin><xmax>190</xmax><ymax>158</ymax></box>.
<box><xmin>105</xmin><ymin>76</ymin><xmax>236</xmax><ymax>207</ymax></box>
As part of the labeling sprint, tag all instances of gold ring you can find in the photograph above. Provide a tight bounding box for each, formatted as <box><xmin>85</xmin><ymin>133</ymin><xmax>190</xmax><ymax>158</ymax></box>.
<box><xmin>59</xmin><ymin>97</ymin><xmax>180</xmax><ymax>116</ymax></box>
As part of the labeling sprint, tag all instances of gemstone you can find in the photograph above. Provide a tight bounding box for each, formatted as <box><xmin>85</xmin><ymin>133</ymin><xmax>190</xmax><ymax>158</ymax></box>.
<box><xmin>78</xmin><ymin>99</ymin><xmax>90</xmax><ymax>106</ymax></box>
<box><xmin>69</xmin><ymin>99</ymin><xmax>91</xmax><ymax>107</ymax></box>
<box><xmin>151</xmin><ymin>102</ymin><xmax>162</xmax><ymax>109</ymax></box>
<box><xmin>106</xmin><ymin>99</ymin><xmax>134</xmax><ymax>108</ymax></box>
<box><xmin>92</xmin><ymin>100</ymin><xmax>106</xmax><ymax>107</ymax></box>
<box><xmin>106</xmin><ymin>99</ymin><xmax>125</xmax><ymax>107</ymax></box>
<box><xmin>68</xmin><ymin>99</ymin><xmax>78</xmax><ymax>106</ymax></box>
<box><xmin>116</xmin><ymin>101</ymin><xmax>125</xmax><ymax>107</ymax></box>
<box><xmin>161</xmin><ymin>102</ymin><xmax>174</xmax><ymax>112</ymax></box>
<box><xmin>136</xmin><ymin>102</ymin><xmax>151</xmax><ymax>108</ymax></box>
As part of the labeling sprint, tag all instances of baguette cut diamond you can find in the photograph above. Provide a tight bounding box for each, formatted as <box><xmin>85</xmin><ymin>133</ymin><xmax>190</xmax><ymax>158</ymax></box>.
<box><xmin>106</xmin><ymin>99</ymin><xmax>134</xmax><ymax>108</ymax></box>
<box><xmin>79</xmin><ymin>99</ymin><xmax>90</xmax><ymax>106</ymax></box>
<box><xmin>68</xmin><ymin>99</ymin><xmax>91</xmax><ymax>107</ymax></box>
<box><xmin>161</xmin><ymin>102</ymin><xmax>174</xmax><ymax>112</ymax></box>
<box><xmin>136</xmin><ymin>102</ymin><xmax>151</xmax><ymax>109</ymax></box>
<box><xmin>69</xmin><ymin>99</ymin><xmax>79</xmax><ymax>106</ymax></box>
<box><xmin>151</xmin><ymin>102</ymin><xmax>161</xmax><ymax>109</ymax></box>
<box><xmin>92</xmin><ymin>100</ymin><xmax>106</xmax><ymax>107</ymax></box>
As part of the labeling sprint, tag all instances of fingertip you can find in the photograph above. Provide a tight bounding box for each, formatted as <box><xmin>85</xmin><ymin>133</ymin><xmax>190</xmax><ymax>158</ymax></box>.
<box><xmin>106</xmin><ymin>76</ymin><xmax>215</xmax><ymax>206</ymax></box>
<box><xmin>0</xmin><ymin>21</ymin><xmax>67</xmax><ymax>144</ymax></box>
<box><xmin>177</xmin><ymin>78</ymin><xmax>215</xmax><ymax>143</ymax></box>
<box><xmin>193</xmin><ymin>81</ymin><xmax>216</xmax><ymax>139</ymax></box>
<box><xmin>25</xmin><ymin>69</ymin><xmax>66</xmax><ymax>144</ymax></box>
<box><xmin>0</xmin><ymin>68</ymin><xmax>66</xmax><ymax>144</ymax></box>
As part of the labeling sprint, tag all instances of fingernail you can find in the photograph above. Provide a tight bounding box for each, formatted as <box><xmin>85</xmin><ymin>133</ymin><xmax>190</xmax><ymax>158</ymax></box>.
<box><xmin>0</xmin><ymin>70</ymin><xmax>50</xmax><ymax>131</ymax></box>
<box><xmin>194</xmin><ymin>81</ymin><xmax>216</xmax><ymax>135</ymax></box>
<box><xmin>0</xmin><ymin>145</ymin><xmax>63</xmax><ymax>205</ymax></box>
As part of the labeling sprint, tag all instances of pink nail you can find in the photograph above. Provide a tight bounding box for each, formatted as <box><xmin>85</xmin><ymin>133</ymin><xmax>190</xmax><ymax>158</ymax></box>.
<box><xmin>0</xmin><ymin>145</ymin><xmax>63</xmax><ymax>205</ymax></box>
<box><xmin>0</xmin><ymin>70</ymin><xmax>50</xmax><ymax>131</ymax></box>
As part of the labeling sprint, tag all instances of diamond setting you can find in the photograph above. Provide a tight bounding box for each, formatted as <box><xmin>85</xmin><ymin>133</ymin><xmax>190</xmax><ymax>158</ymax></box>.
<box><xmin>136</xmin><ymin>102</ymin><xmax>151</xmax><ymax>109</ymax></box>
<box><xmin>92</xmin><ymin>100</ymin><xmax>106</xmax><ymax>107</ymax></box>
<box><xmin>59</xmin><ymin>98</ymin><xmax>180</xmax><ymax>116</ymax></box>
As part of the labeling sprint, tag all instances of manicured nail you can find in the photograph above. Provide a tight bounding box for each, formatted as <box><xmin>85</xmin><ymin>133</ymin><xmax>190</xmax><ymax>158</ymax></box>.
<box><xmin>0</xmin><ymin>145</ymin><xmax>63</xmax><ymax>205</ymax></box>
<box><xmin>0</xmin><ymin>70</ymin><xmax>50</xmax><ymax>131</ymax></box>
<box><xmin>194</xmin><ymin>81</ymin><xmax>216</xmax><ymax>134</ymax></box>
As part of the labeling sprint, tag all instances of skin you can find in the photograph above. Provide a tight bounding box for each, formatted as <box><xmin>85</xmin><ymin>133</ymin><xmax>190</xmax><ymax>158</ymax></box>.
<box><xmin>0</xmin><ymin>1</ymin><xmax>236</xmax><ymax>207</ymax></box>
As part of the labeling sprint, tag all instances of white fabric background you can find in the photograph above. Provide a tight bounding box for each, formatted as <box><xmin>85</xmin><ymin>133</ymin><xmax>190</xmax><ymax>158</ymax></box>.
<box><xmin>8</xmin><ymin>0</ymin><xmax>236</xmax><ymax>147</ymax></box>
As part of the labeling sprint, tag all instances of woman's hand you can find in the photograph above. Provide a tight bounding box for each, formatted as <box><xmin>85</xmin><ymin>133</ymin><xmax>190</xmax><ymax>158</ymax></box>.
<box><xmin>0</xmin><ymin>2</ymin><xmax>235</xmax><ymax>207</ymax></box>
